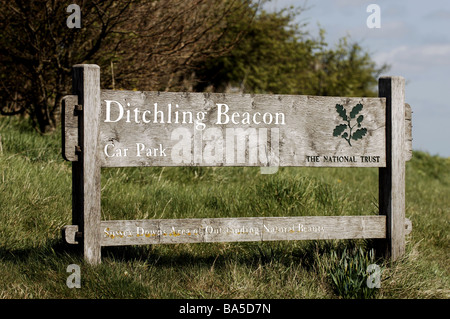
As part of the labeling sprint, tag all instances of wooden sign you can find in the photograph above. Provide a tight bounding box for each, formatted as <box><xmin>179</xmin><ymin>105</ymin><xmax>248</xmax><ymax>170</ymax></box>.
<box><xmin>62</xmin><ymin>64</ymin><xmax>412</xmax><ymax>265</ymax></box>
<box><xmin>63</xmin><ymin>91</ymin><xmax>394</xmax><ymax>168</ymax></box>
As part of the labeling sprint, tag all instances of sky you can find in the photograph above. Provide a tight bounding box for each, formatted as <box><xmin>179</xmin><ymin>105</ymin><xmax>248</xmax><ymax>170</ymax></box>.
<box><xmin>265</xmin><ymin>0</ymin><xmax>450</xmax><ymax>157</ymax></box>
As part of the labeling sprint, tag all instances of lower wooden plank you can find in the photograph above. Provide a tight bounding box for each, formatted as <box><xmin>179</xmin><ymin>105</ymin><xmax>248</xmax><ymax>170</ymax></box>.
<box><xmin>100</xmin><ymin>215</ymin><xmax>386</xmax><ymax>246</ymax></box>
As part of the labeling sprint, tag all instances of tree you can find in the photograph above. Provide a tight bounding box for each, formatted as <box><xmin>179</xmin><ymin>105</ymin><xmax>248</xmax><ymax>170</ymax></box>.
<box><xmin>194</xmin><ymin>5</ymin><xmax>388</xmax><ymax>97</ymax></box>
<box><xmin>0</xmin><ymin>1</ymin><xmax>387</xmax><ymax>133</ymax></box>
<box><xmin>0</xmin><ymin>0</ymin><xmax>253</xmax><ymax>133</ymax></box>
<box><xmin>311</xmin><ymin>35</ymin><xmax>389</xmax><ymax>97</ymax></box>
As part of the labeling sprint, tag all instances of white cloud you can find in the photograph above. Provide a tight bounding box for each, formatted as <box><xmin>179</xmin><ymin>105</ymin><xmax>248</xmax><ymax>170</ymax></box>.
<box><xmin>374</xmin><ymin>44</ymin><xmax>450</xmax><ymax>72</ymax></box>
<box><xmin>335</xmin><ymin>0</ymin><xmax>372</xmax><ymax>7</ymax></box>
<box><xmin>425</xmin><ymin>10</ymin><xmax>450</xmax><ymax>20</ymax></box>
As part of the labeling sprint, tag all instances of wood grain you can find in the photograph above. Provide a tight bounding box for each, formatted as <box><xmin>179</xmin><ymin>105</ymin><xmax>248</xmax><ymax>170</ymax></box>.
<box><xmin>61</xmin><ymin>95</ymin><xmax>78</xmax><ymax>162</ymax></box>
<box><xmin>62</xmin><ymin>225</ymin><xmax>80</xmax><ymax>245</ymax></box>
<box><xmin>405</xmin><ymin>103</ymin><xmax>413</xmax><ymax>161</ymax></box>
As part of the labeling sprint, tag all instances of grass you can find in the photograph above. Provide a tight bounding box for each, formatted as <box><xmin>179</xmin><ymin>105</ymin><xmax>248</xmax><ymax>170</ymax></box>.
<box><xmin>0</xmin><ymin>116</ymin><xmax>449</xmax><ymax>299</ymax></box>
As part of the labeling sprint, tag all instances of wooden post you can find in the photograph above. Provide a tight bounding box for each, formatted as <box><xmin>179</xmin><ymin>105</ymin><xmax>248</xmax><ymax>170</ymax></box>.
<box><xmin>72</xmin><ymin>64</ymin><xmax>102</xmax><ymax>265</ymax></box>
<box><xmin>378</xmin><ymin>76</ymin><xmax>406</xmax><ymax>261</ymax></box>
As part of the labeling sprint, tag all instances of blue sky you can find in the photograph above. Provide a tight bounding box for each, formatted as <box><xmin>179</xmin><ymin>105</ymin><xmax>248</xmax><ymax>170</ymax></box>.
<box><xmin>265</xmin><ymin>0</ymin><xmax>450</xmax><ymax>157</ymax></box>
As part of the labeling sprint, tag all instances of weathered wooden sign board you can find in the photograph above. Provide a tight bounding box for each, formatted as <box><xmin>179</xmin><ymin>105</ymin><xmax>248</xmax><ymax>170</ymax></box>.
<box><xmin>62</xmin><ymin>64</ymin><xmax>412</xmax><ymax>265</ymax></box>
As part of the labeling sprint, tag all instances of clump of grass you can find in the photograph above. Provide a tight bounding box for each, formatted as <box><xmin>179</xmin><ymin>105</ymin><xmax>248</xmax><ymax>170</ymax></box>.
<box><xmin>323</xmin><ymin>246</ymin><xmax>383</xmax><ymax>299</ymax></box>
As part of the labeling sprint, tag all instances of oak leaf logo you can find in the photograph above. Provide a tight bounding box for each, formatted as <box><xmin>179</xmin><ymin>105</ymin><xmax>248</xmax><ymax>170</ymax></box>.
<box><xmin>333</xmin><ymin>103</ymin><xmax>367</xmax><ymax>146</ymax></box>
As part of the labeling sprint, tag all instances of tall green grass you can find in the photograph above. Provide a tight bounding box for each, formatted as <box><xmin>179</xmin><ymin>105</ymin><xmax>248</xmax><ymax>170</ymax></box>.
<box><xmin>0</xmin><ymin>116</ymin><xmax>448</xmax><ymax>299</ymax></box>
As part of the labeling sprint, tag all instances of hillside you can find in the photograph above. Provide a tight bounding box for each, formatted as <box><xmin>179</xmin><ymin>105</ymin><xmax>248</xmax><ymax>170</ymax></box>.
<box><xmin>0</xmin><ymin>117</ymin><xmax>448</xmax><ymax>299</ymax></box>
